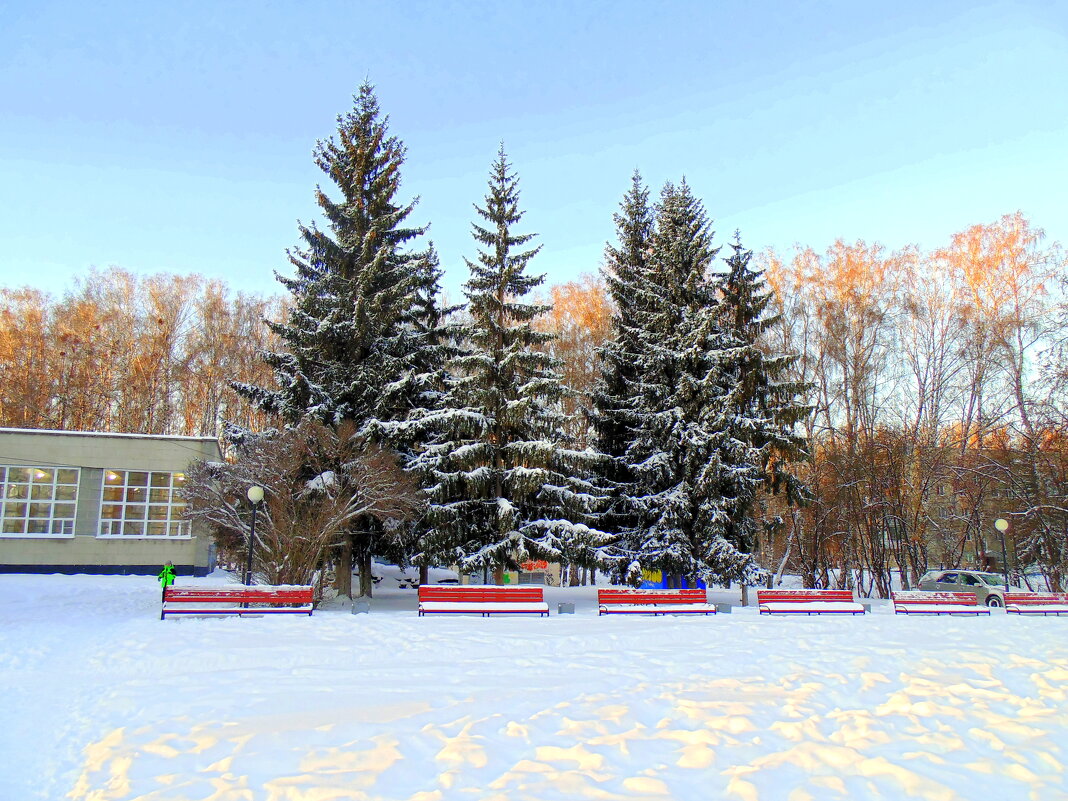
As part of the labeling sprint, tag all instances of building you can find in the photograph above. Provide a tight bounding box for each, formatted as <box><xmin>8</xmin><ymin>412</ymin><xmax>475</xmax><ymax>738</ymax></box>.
<box><xmin>457</xmin><ymin>560</ymin><xmax>562</xmax><ymax>586</ymax></box>
<box><xmin>0</xmin><ymin>428</ymin><xmax>221</xmax><ymax>576</ymax></box>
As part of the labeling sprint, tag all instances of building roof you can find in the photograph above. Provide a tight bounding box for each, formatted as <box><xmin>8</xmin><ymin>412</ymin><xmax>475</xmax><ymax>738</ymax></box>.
<box><xmin>0</xmin><ymin>427</ymin><xmax>220</xmax><ymax>444</ymax></box>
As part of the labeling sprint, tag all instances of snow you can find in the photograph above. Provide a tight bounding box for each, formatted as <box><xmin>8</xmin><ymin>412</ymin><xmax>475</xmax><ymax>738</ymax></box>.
<box><xmin>303</xmin><ymin>470</ymin><xmax>337</xmax><ymax>492</ymax></box>
<box><xmin>3</xmin><ymin>571</ymin><xmax>1068</xmax><ymax>800</ymax></box>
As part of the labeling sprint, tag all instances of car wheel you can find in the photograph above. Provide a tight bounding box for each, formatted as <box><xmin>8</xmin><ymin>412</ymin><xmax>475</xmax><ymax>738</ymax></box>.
<box><xmin>986</xmin><ymin>595</ymin><xmax>1003</xmax><ymax>608</ymax></box>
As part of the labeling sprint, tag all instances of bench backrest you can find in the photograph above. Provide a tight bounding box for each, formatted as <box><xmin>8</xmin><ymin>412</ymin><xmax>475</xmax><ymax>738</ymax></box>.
<box><xmin>165</xmin><ymin>586</ymin><xmax>314</xmax><ymax>604</ymax></box>
<box><xmin>756</xmin><ymin>589</ymin><xmax>856</xmax><ymax>604</ymax></box>
<box><xmin>418</xmin><ymin>586</ymin><xmax>544</xmax><ymax>604</ymax></box>
<box><xmin>891</xmin><ymin>591</ymin><xmax>980</xmax><ymax>606</ymax></box>
<box><xmin>598</xmin><ymin>589</ymin><xmax>706</xmax><ymax>605</ymax></box>
<box><xmin>1005</xmin><ymin>592</ymin><xmax>1068</xmax><ymax>605</ymax></box>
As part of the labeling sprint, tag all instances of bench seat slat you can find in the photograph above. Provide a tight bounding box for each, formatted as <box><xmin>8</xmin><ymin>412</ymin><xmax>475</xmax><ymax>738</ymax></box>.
<box><xmin>757</xmin><ymin>590</ymin><xmax>856</xmax><ymax>601</ymax></box>
<box><xmin>759</xmin><ymin>601</ymin><xmax>866</xmax><ymax>615</ymax></box>
<box><xmin>162</xmin><ymin>585</ymin><xmax>315</xmax><ymax>619</ymax></box>
<box><xmin>597</xmin><ymin>589</ymin><xmax>714</xmax><ymax>616</ymax></box>
<box><xmin>417</xmin><ymin>586</ymin><xmax>548</xmax><ymax>616</ymax></box>
<box><xmin>1005</xmin><ymin>593</ymin><xmax>1068</xmax><ymax>615</ymax></box>
<box><xmin>598</xmin><ymin>603</ymin><xmax>717</xmax><ymax>615</ymax></box>
<box><xmin>893</xmin><ymin>604</ymin><xmax>990</xmax><ymax>615</ymax></box>
<box><xmin>165</xmin><ymin>593</ymin><xmax>312</xmax><ymax>603</ymax></box>
<box><xmin>1006</xmin><ymin>604</ymin><xmax>1068</xmax><ymax>615</ymax></box>
<box><xmin>162</xmin><ymin>605</ymin><xmax>314</xmax><ymax>616</ymax></box>
<box><xmin>598</xmin><ymin>590</ymin><xmax>706</xmax><ymax>601</ymax></box>
<box><xmin>755</xmin><ymin>589</ymin><xmax>866</xmax><ymax>615</ymax></box>
<box><xmin>1005</xmin><ymin>593</ymin><xmax>1068</xmax><ymax>602</ymax></box>
<box><xmin>891</xmin><ymin>591</ymin><xmax>987</xmax><ymax>615</ymax></box>
<box><xmin>418</xmin><ymin>601</ymin><xmax>549</xmax><ymax>613</ymax></box>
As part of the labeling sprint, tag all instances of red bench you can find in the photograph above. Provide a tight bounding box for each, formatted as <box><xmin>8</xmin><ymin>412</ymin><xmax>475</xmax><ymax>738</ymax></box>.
<box><xmin>598</xmin><ymin>588</ymin><xmax>717</xmax><ymax>615</ymax></box>
<box><xmin>162</xmin><ymin>585</ymin><xmax>314</xmax><ymax>620</ymax></box>
<box><xmin>417</xmin><ymin>586</ymin><xmax>549</xmax><ymax>617</ymax></box>
<box><xmin>757</xmin><ymin>588</ymin><xmax>866</xmax><ymax>615</ymax></box>
<box><xmin>891</xmin><ymin>591</ymin><xmax>990</xmax><ymax>615</ymax></box>
<box><xmin>1005</xmin><ymin>592</ymin><xmax>1068</xmax><ymax>616</ymax></box>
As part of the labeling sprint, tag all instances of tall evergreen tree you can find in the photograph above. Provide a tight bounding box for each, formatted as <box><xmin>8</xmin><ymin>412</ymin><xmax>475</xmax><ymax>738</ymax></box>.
<box><xmin>711</xmin><ymin>237</ymin><xmax>811</xmax><ymax>553</ymax></box>
<box><xmin>383</xmin><ymin>243</ymin><xmax>464</xmax><ymax>582</ymax></box>
<box><xmin>232</xmin><ymin>82</ymin><xmax>433</xmax><ymax>596</ymax></box>
<box><xmin>418</xmin><ymin>146</ymin><xmax>605</xmax><ymax>578</ymax></box>
<box><xmin>621</xmin><ymin>181</ymin><xmax>768</xmax><ymax>585</ymax></box>
<box><xmin>591</xmin><ymin>171</ymin><xmax>654</xmax><ymax>556</ymax></box>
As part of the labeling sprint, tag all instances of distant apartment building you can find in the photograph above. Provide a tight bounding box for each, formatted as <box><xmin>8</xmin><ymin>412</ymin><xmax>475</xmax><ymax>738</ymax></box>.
<box><xmin>0</xmin><ymin>428</ymin><xmax>221</xmax><ymax>576</ymax></box>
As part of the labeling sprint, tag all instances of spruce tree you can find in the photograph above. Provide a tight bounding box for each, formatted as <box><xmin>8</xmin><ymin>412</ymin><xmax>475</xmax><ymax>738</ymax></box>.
<box><xmin>384</xmin><ymin>243</ymin><xmax>464</xmax><ymax>582</ymax></box>
<box><xmin>420</xmin><ymin>146</ymin><xmax>606</xmax><ymax>578</ymax></box>
<box><xmin>621</xmin><ymin>181</ymin><xmax>767</xmax><ymax>586</ymax></box>
<box><xmin>711</xmin><ymin>237</ymin><xmax>811</xmax><ymax>554</ymax></box>
<box><xmin>232</xmin><ymin>82</ymin><xmax>433</xmax><ymax>596</ymax></box>
<box><xmin>591</xmin><ymin>171</ymin><xmax>654</xmax><ymax>561</ymax></box>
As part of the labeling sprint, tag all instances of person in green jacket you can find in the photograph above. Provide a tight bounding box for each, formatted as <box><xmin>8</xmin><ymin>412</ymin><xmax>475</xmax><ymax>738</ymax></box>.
<box><xmin>158</xmin><ymin>561</ymin><xmax>176</xmax><ymax>599</ymax></box>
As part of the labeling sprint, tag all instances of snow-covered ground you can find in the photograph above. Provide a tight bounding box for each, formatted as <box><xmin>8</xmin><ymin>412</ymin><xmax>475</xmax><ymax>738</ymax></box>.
<box><xmin>2</xmin><ymin>571</ymin><xmax>1067</xmax><ymax>801</ymax></box>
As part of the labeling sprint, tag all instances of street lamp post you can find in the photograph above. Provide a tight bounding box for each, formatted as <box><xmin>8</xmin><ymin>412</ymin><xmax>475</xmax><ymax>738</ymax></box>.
<box><xmin>994</xmin><ymin>518</ymin><xmax>1011</xmax><ymax>592</ymax></box>
<box><xmin>245</xmin><ymin>485</ymin><xmax>264</xmax><ymax>587</ymax></box>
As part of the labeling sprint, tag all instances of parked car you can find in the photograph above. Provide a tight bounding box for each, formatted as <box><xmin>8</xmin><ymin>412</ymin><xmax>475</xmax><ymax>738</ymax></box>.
<box><xmin>917</xmin><ymin>569</ymin><xmax>1020</xmax><ymax>607</ymax></box>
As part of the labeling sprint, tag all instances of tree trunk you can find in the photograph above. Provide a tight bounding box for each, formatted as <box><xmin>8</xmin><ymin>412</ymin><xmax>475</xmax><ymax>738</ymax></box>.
<box><xmin>492</xmin><ymin>567</ymin><xmax>504</xmax><ymax>586</ymax></box>
<box><xmin>419</xmin><ymin>564</ymin><xmax>429</xmax><ymax>587</ymax></box>
<box><xmin>774</xmin><ymin>521</ymin><xmax>796</xmax><ymax>587</ymax></box>
<box><xmin>335</xmin><ymin>537</ymin><xmax>353</xmax><ymax>599</ymax></box>
<box><xmin>358</xmin><ymin>548</ymin><xmax>373</xmax><ymax>598</ymax></box>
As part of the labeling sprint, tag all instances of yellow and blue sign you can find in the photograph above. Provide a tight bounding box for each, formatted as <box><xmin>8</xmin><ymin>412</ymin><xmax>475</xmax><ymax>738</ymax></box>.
<box><xmin>639</xmin><ymin>569</ymin><xmax>706</xmax><ymax>589</ymax></box>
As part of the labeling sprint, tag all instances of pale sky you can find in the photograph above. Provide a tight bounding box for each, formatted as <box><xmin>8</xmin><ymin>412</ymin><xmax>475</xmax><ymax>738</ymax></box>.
<box><xmin>2</xmin><ymin>0</ymin><xmax>1066</xmax><ymax>301</ymax></box>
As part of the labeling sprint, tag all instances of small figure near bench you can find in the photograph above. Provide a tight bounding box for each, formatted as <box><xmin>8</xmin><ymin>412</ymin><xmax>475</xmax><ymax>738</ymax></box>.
<box><xmin>891</xmin><ymin>591</ymin><xmax>990</xmax><ymax>616</ymax></box>
<box><xmin>598</xmin><ymin>588</ymin><xmax>717</xmax><ymax>616</ymax></box>
<box><xmin>757</xmin><ymin>588</ymin><xmax>867</xmax><ymax>615</ymax></box>
<box><xmin>157</xmin><ymin>561</ymin><xmax>176</xmax><ymax>602</ymax></box>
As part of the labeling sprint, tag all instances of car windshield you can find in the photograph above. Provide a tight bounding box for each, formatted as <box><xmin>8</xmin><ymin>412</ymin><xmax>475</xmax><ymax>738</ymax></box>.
<box><xmin>977</xmin><ymin>573</ymin><xmax>1005</xmax><ymax>586</ymax></box>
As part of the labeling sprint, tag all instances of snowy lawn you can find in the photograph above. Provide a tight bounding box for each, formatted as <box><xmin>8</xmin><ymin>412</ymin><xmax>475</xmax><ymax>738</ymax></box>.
<box><xmin>2</xmin><ymin>574</ymin><xmax>1067</xmax><ymax>801</ymax></box>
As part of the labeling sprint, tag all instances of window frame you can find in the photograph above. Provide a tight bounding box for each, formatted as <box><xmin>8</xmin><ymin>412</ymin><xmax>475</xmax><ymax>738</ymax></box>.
<box><xmin>0</xmin><ymin>465</ymin><xmax>80</xmax><ymax>538</ymax></box>
<box><xmin>96</xmin><ymin>468</ymin><xmax>191</xmax><ymax>539</ymax></box>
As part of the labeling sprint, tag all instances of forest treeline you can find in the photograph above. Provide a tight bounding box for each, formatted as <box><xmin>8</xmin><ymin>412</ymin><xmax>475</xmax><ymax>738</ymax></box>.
<box><xmin>0</xmin><ymin>270</ymin><xmax>283</xmax><ymax>436</ymax></box>
<box><xmin>4</xmin><ymin>213</ymin><xmax>1066</xmax><ymax>591</ymax></box>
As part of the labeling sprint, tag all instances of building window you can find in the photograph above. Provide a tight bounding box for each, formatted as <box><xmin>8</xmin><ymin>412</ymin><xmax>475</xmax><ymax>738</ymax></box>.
<box><xmin>98</xmin><ymin>470</ymin><xmax>190</xmax><ymax>537</ymax></box>
<box><xmin>1</xmin><ymin>465</ymin><xmax>80</xmax><ymax>536</ymax></box>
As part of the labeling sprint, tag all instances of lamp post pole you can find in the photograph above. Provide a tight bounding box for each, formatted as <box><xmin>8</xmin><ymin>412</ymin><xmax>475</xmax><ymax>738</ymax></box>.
<box><xmin>245</xmin><ymin>485</ymin><xmax>264</xmax><ymax>587</ymax></box>
<box><xmin>994</xmin><ymin>518</ymin><xmax>1011</xmax><ymax>593</ymax></box>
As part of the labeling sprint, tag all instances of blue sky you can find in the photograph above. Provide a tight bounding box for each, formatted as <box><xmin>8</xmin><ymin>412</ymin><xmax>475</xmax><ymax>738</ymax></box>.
<box><xmin>1</xmin><ymin>0</ymin><xmax>1066</xmax><ymax>301</ymax></box>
